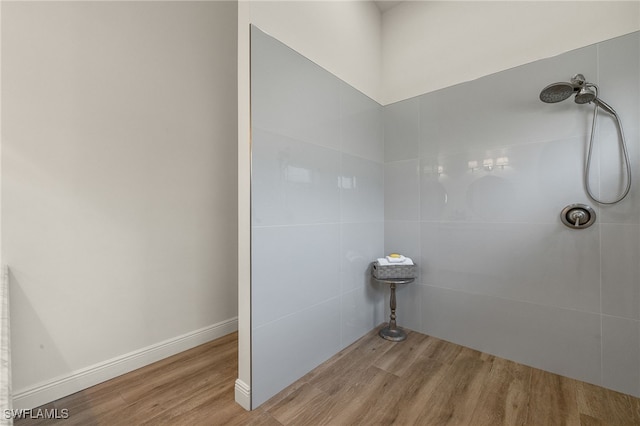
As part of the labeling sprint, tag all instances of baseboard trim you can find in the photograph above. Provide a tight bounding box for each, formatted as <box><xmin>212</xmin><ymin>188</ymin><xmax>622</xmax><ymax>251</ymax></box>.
<box><xmin>234</xmin><ymin>378</ymin><xmax>251</xmax><ymax>410</ymax></box>
<box><xmin>13</xmin><ymin>317</ymin><xmax>238</xmax><ymax>410</ymax></box>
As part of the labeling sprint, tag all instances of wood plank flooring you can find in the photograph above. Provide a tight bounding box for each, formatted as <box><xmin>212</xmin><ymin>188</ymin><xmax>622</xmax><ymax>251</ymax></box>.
<box><xmin>15</xmin><ymin>327</ymin><xmax>640</xmax><ymax>425</ymax></box>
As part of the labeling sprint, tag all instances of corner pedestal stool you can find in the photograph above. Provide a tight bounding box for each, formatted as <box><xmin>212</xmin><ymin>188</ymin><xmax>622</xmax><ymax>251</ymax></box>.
<box><xmin>372</xmin><ymin>276</ymin><xmax>414</xmax><ymax>342</ymax></box>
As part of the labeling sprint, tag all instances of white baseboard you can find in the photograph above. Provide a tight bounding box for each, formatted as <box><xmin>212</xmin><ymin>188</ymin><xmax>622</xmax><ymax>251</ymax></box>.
<box><xmin>13</xmin><ymin>317</ymin><xmax>238</xmax><ymax>410</ymax></box>
<box><xmin>1</xmin><ymin>266</ymin><xmax>12</xmax><ymax>425</ymax></box>
<box><xmin>234</xmin><ymin>378</ymin><xmax>251</xmax><ymax>410</ymax></box>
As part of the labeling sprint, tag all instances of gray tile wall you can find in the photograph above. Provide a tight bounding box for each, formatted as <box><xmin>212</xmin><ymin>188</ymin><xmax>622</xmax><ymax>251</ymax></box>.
<box><xmin>251</xmin><ymin>27</ymin><xmax>640</xmax><ymax>405</ymax></box>
<box><xmin>385</xmin><ymin>31</ymin><xmax>640</xmax><ymax>397</ymax></box>
<box><xmin>250</xmin><ymin>27</ymin><xmax>385</xmax><ymax>407</ymax></box>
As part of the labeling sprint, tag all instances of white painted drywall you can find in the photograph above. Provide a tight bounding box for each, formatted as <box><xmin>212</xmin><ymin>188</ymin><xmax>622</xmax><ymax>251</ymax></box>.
<box><xmin>247</xmin><ymin>1</ymin><xmax>383</xmax><ymax>103</ymax></box>
<box><xmin>382</xmin><ymin>1</ymin><xmax>640</xmax><ymax>104</ymax></box>
<box><xmin>237</xmin><ymin>0</ymin><xmax>252</xmax><ymax>410</ymax></box>
<box><xmin>2</xmin><ymin>1</ymin><xmax>238</xmax><ymax>408</ymax></box>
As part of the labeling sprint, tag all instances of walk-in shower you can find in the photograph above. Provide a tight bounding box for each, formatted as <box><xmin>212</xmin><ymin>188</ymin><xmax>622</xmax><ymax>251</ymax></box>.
<box><xmin>540</xmin><ymin>74</ymin><xmax>631</xmax><ymax>205</ymax></box>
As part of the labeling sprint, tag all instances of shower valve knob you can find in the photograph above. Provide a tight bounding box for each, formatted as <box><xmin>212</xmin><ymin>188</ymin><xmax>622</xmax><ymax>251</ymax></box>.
<box><xmin>561</xmin><ymin>204</ymin><xmax>596</xmax><ymax>229</ymax></box>
<box><xmin>568</xmin><ymin>209</ymin><xmax>586</xmax><ymax>226</ymax></box>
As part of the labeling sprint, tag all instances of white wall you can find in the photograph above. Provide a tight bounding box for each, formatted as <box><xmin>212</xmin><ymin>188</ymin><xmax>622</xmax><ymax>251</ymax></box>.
<box><xmin>2</xmin><ymin>1</ymin><xmax>238</xmax><ymax>408</ymax></box>
<box><xmin>382</xmin><ymin>1</ymin><xmax>640</xmax><ymax>104</ymax></box>
<box><xmin>248</xmin><ymin>1</ymin><xmax>383</xmax><ymax>103</ymax></box>
<box><xmin>237</xmin><ymin>0</ymin><xmax>382</xmax><ymax>409</ymax></box>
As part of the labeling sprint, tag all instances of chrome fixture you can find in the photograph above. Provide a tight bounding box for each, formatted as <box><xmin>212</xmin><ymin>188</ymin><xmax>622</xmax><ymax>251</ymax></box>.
<box><xmin>539</xmin><ymin>74</ymin><xmax>631</xmax><ymax>204</ymax></box>
<box><xmin>560</xmin><ymin>203</ymin><xmax>596</xmax><ymax>229</ymax></box>
<box><xmin>539</xmin><ymin>73</ymin><xmax>587</xmax><ymax>104</ymax></box>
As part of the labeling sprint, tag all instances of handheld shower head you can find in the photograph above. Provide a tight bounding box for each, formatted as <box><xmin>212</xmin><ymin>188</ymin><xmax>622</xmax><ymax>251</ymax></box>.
<box><xmin>572</xmin><ymin>84</ymin><xmax>615</xmax><ymax>115</ymax></box>
<box><xmin>574</xmin><ymin>86</ymin><xmax>597</xmax><ymax>104</ymax></box>
<box><xmin>594</xmin><ymin>98</ymin><xmax>616</xmax><ymax>115</ymax></box>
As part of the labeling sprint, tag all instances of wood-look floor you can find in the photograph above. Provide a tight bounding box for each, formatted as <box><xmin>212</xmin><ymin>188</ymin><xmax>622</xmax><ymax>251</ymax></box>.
<box><xmin>16</xmin><ymin>327</ymin><xmax>640</xmax><ymax>425</ymax></box>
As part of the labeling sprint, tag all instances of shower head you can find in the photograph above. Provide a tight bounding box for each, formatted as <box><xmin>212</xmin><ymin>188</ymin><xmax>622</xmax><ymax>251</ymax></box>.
<box><xmin>539</xmin><ymin>74</ymin><xmax>587</xmax><ymax>104</ymax></box>
<box><xmin>539</xmin><ymin>74</ymin><xmax>605</xmax><ymax>109</ymax></box>
<box><xmin>539</xmin><ymin>82</ymin><xmax>576</xmax><ymax>103</ymax></box>
<box><xmin>574</xmin><ymin>86</ymin><xmax>597</xmax><ymax>104</ymax></box>
<box><xmin>539</xmin><ymin>73</ymin><xmax>630</xmax><ymax>205</ymax></box>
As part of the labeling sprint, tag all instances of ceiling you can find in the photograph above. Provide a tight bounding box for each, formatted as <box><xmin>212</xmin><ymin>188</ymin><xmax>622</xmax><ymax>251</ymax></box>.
<box><xmin>374</xmin><ymin>1</ymin><xmax>403</xmax><ymax>13</ymax></box>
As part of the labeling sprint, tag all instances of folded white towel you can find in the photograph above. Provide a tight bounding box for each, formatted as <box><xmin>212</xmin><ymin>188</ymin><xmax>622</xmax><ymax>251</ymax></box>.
<box><xmin>377</xmin><ymin>257</ymin><xmax>414</xmax><ymax>266</ymax></box>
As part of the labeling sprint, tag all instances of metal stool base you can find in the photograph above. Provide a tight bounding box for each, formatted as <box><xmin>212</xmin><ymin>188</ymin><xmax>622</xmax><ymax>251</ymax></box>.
<box><xmin>379</xmin><ymin>325</ymin><xmax>407</xmax><ymax>342</ymax></box>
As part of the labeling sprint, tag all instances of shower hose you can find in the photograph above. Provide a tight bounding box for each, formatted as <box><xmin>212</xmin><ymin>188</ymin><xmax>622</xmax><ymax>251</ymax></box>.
<box><xmin>583</xmin><ymin>85</ymin><xmax>632</xmax><ymax>205</ymax></box>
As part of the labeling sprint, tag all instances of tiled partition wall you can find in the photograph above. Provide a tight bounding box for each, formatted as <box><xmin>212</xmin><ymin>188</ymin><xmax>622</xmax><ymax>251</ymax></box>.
<box><xmin>250</xmin><ymin>27</ymin><xmax>384</xmax><ymax>407</ymax></box>
<box><xmin>385</xmin><ymin>32</ymin><xmax>640</xmax><ymax>396</ymax></box>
